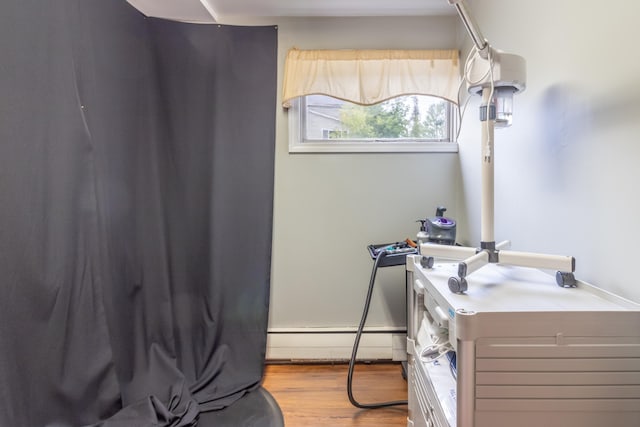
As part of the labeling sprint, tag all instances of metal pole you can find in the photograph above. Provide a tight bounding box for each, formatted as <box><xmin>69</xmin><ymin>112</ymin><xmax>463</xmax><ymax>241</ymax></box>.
<box><xmin>449</xmin><ymin>0</ymin><xmax>489</xmax><ymax>57</ymax></box>
<box><xmin>481</xmin><ymin>87</ymin><xmax>495</xmax><ymax>245</ymax></box>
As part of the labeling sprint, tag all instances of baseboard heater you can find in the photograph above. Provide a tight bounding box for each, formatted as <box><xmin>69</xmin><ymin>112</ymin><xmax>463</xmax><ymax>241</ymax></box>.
<box><xmin>266</xmin><ymin>328</ymin><xmax>407</xmax><ymax>362</ymax></box>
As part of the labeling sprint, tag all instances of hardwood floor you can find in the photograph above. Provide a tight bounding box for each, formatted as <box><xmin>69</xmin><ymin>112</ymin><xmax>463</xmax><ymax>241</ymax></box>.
<box><xmin>262</xmin><ymin>363</ymin><xmax>408</xmax><ymax>427</ymax></box>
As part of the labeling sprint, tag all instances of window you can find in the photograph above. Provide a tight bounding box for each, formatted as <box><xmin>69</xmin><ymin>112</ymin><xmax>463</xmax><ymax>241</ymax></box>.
<box><xmin>283</xmin><ymin>48</ymin><xmax>460</xmax><ymax>153</ymax></box>
<box><xmin>289</xmin><ymin>94</ymin><xmax>456</xmax><ymax>153</ymax></box>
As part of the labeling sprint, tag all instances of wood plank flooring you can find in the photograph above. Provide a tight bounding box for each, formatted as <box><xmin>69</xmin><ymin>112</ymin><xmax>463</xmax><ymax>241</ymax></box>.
<box><xmin>262</xmin><ymin>363</ymin><xmax>408</xmax><ymax>427</ymax></box>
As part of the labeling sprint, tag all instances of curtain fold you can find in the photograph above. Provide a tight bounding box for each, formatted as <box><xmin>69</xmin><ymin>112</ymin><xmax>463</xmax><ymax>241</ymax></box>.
<box><xmin>0</xmin><ymin>1</ymin><xmax>277</xmax><ymax>426</ymax></box>
<box><xmin>282</xmin><ymin>48</ymin><xmax>460</xmax><ymax>107</ymax></box>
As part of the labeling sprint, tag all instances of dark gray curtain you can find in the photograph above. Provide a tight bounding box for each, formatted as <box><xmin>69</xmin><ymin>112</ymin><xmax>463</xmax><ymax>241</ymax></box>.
<box><xmin>0</xmin><ymin>1</ymin><xmax>277</xmax><ymax>426</ymax></box>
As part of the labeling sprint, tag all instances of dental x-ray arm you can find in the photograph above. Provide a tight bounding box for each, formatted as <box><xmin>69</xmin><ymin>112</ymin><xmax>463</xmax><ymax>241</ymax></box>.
<box><xmin>420</xmin><ymin>0</ymin><xmax>576</xmax><ymax>293</ymax></box>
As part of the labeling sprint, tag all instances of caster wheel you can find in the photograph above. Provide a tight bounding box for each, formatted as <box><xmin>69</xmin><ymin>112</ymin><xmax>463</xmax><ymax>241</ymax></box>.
<box><xmin>556</xmin><ymin>271</ymin><xmax>577</xmax><ymax>288</ymax></box>
<box><xmin>448</xmin><ymin>277</ymin><xmax>468</xmax><ymax>294</ymax></box>
<box><xmin>420</xmin><ymin>256</ymin><xmax>435</xmax><ymax>269</ymax></box>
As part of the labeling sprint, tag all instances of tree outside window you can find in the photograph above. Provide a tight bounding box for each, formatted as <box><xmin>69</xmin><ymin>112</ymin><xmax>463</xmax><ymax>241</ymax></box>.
<box><xmin>304</xmin><ymin>95</ymin><xmax>449</xmax><ymax>142</ymax></box>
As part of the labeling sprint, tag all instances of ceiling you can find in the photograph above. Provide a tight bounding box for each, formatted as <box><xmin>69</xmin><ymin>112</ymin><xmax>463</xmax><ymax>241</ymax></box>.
<box><xmin>127</xmin><ymin>0</ymin><xmax>456</xmax><ymax>23</ymax></box>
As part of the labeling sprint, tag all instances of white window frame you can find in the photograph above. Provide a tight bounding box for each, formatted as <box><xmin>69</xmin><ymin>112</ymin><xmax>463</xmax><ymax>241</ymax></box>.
<box><xmin>288</xmin><ymin>97</ymin><xmax>459</xmax><ymax>154</ymax></box>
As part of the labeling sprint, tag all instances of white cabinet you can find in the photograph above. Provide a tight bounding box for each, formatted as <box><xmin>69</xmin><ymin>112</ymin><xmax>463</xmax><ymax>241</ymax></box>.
<box><xmin>406</xmin><ymin>255</ymin><xmax>640</xmax><ymax>427</ymax></box>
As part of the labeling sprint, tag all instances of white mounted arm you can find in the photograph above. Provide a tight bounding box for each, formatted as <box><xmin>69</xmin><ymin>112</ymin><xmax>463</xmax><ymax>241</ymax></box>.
<box><xmin>447</xmin><ymin>0</ymin><xmax>489</xmax><ymax>58</ymax></box>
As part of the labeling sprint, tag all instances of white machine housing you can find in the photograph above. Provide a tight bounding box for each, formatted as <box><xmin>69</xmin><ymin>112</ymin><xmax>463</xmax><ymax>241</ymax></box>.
<box><xmin>466</xmin><ymin>49</ymin><xmax>526</xmax><ymax>96</ymax></box>
<box><xmin>406</xmin><ymin>254</ymin><xmax>640</xmax><ymax>427</ymax></box>
<box><xmin>466</xmin><ymin>49</ymin><xmax>526</xmax><ymax>128</ymax></box>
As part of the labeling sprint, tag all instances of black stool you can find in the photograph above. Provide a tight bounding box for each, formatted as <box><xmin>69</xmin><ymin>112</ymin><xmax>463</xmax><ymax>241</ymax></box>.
<box><xmin>197</xmin><ymin>387</ymin><xmax>284</xmax><ymax>427</ymax></box>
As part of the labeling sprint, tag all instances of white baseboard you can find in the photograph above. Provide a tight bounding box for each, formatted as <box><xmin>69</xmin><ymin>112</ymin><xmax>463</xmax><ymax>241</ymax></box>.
<box><xmin>266</xmin><ymin>328</ymin><xmax>407</xmax><ymax>362</ymax></box>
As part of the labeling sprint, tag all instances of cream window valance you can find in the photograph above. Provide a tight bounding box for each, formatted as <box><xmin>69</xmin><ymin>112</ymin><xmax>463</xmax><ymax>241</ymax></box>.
<box><xmin>282</xmin><ymin>48</ymin><xmax>460</xmax><ymax>107</ymax></box>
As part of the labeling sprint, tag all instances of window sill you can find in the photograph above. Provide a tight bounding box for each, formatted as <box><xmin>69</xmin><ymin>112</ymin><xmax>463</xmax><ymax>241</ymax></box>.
<box><xmin>288</xmin><ymin>141</ymin><xmax>459</xmax><ymax>154</ymax></box>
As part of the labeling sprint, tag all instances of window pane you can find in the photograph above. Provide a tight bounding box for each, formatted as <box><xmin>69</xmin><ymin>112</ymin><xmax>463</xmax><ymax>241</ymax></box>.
<box><xmin>303</xmin><ymin>95</ymin><xmax>449</xmax><ymax>142</ymax></box>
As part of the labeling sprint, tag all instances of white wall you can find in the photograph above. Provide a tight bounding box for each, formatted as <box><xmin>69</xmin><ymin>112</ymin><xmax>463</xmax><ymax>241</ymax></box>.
<box><xmin>267</xmin><ymin>16</ymin><xmax>461</xmax><ymax>336</ymax></box>
<box><xmin>457</xmin><ymin>1</ymin><xmax>640</xmax><ymax>303</ymax></box>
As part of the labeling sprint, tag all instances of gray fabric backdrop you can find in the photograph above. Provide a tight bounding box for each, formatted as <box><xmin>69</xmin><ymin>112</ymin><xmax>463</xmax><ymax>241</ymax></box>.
<box><xmin>0</xmin><ymin>1</ymin><xmax>277</xmax><ymax>426</ymax></box>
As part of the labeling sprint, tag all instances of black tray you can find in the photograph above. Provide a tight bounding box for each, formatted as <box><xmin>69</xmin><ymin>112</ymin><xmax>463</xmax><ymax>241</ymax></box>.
<box><xmin>367</xmin><ymin>242</ymin><xmax>418</xmax><ymax>267</ymax></box>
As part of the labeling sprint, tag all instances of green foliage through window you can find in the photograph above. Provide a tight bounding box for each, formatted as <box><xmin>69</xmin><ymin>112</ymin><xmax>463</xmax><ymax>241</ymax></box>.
<box><xmin>303</xmin><ymin>95</ymin><xmax>449</xmax><ymax>142</ymax></box>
